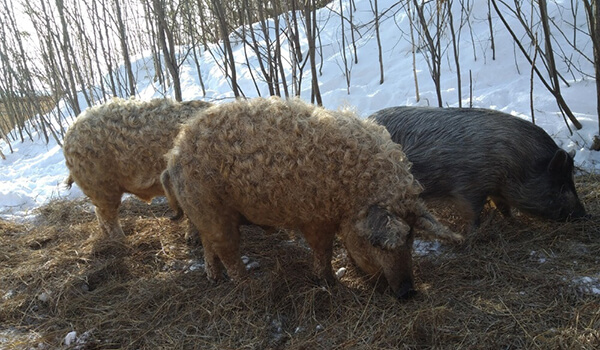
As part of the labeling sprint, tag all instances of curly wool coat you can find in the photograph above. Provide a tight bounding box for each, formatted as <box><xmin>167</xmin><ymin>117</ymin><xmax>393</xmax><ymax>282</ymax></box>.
<box><xmin>163</xmin><ymin>97</ymin><xmax>460</xmax><ymax>297</ymax></box>
<box><xmin>63</xmin><ymin>97</ymin><xmax>211</xmax><ymax>239</ymax></box>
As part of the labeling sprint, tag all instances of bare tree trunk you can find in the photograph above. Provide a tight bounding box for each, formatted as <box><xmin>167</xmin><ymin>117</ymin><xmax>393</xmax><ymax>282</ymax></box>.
<box><xmin>88</xmin><ymin>0</ymin><xmax>108</xmax><ymax>99</ymax></box>
<box><xmin>273</xmin><ymin>2</ymin><xmax>289</xmax><ymax>98</ymax></box>
<box><xmin>68</xmin><ymin>1</ymin><xmax>93</xmax><ymax>107</ymax></box>
<box><xmin>113</xmin><ymin>0</ymin><xmax>136</xmax><ymax>97</ymax></box>
<box><xmin>407</xmin><ymin>1</ymin><xmax>420</xmax><ymax>102</ymax></box>
<box><xmin>56</xmin><ymin>0</ymin><xmax>81</xmax><ymax>115</ymax></box>
<box><xmin>290</xmin><ymin>0</ymin><xmax>304</xmax><ymax>63</ymax></box>
<box><xmin>284</xmin><ymin>0</ymin><xmax>305</xmax><ymax>96</ymax></box>
<box><xmin>1</xmin><ymin>0</ymin><xmax>54</xmax><ymax>144</ymax></box>
<box><xmin>487</xmin><ymin>0</ymin><xmax>495</xmax><ymax>60</ymax></box>
<box><xmin>340</xmin><ymin>0</ymin><xmax>351</xmax><ymax>93</ymax></box>
<box><xmin>584</xmin><ymin>0</ymin><xmax>600</xmax><ymax>137</ymax></box>
<box><xmin>530</xmin><ymin>35</ymin><xmax>538</xmax><ymax>124</ymax></box>
<box><xmin>350</xmin><ymin>0</ymin><xmax>358</xmax><ymax>64</ymax></box>
<box><xmin>192</xmin><ymin>46</ymin><xmax>207</xmax><ymax>96</ymax></box>
<box><xmin>99</xmin><ymin>0</ymin><xmax>118</xmax><ymax>97</ymax></box>
<box><xmin>413</xmin><ymin>0</ymin><xmax>442</xmax><ymax>107</ymax></box>
<box><xmin>304</xmin><ymin>0</ymin><xmax>322</xmax><ymax>105</ymax></box>
<box><xmin>491</xmin><ymin>0</ymin><xmax>582</xmax><ymax>130</ymax></box>
<box><xmin>181</xmin><ymin>0</ymin><xmax>206</xmax><ymax>96</ymax></box>
<box><xmin>539</xmin><ymin>0</ymin><xmax>568</xmax><ymax>118</ymax></box>
<box><xmin>372</xmin><ymin>0</ymin><xmax>384</xmax><ymax>84</ymax></box>
<box><xmin>258</xmin><ymin>0</ymin><xmax>278</xmax><ymax>95</ymax></box>
<box><xmin>142</xmin><ymin>0</ymin><xmax>165</xmax><ymax>88</ymax></box>
<box><xmin>211</xmin><ymin>0</ymin><xmax>241</xmax><ymax>97</ymax></box>
<box><xmin>316</xmin><ymin>10</ymin><xmax>324</xmax><ymax>77</ymax></box>
<box><xmin>151</xmin><ymin>0</ymin><xmax>182</xmax><ymax>101</ymax></box>
<box><xmin>237</xmin><ymin>0</ymin><xmax>262</xmax><ymax>96</ymax></box>
<box><xmin>469</xmin><ymin>70</ymin><xmax>473</xmax><ymax>108</ymax></box>
<box><xmin>447</xmin><ymin>0</ymin><xmax>462</xmax><ymax>107</ymax></box>
<box><xmin>244</xmin><ymin>0</ymin><xmax>273</xmax><ymax>95</ymax></box>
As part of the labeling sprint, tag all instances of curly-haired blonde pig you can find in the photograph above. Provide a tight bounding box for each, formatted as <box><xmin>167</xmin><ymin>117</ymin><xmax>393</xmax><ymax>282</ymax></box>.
<box><xmin>162</xmin><ymin>97</ymin><xmax>461</xmax><ymax>299</ymax></box>
<box><xmin>63</xmin><ymin>97</ymin><xmax>211</xmax><ymax>239</ymax></box>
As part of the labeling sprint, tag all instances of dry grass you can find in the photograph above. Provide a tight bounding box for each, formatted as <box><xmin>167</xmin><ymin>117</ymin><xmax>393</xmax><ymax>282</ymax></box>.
<box><xmin>1</xmin><ymin>175</ymin><xmax>599</xmax><ymax>349</ymax></box>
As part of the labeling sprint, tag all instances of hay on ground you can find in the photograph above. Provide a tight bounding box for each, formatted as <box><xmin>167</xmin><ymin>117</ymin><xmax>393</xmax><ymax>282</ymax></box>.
<box><xmin>0</xmin><ymin>175</ymin><xmax>599</xmax><ymax>349</ymax></box>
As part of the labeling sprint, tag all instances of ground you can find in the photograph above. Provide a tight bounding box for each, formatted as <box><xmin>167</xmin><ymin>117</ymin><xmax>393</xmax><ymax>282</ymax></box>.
<box><xmin>1</xmin><ymin>175</ymin><xmax>599</xmax><ymax>349</ymax></box>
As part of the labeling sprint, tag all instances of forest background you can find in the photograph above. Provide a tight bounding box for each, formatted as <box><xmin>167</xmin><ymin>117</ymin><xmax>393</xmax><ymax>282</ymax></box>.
<box><xmin>0</xmin><ymin>0</ymin><xmax>599</xmax><ymax>150</ymax></box>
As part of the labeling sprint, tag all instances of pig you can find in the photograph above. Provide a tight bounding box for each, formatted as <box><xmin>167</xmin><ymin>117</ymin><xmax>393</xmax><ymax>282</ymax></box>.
<box><xmin>63</xmin><ymin>97</ymin><xmax>211</xmax><ymax>240</ymax></box>
<box><xmin>162</xmin><ymin>97</ymin><xmax>463</xmax><ymax>299</ymax></box>
<box><xmin>368</xmin><ymin>106</ymin><xmax>587</xmax><ymax>228</ymax></box>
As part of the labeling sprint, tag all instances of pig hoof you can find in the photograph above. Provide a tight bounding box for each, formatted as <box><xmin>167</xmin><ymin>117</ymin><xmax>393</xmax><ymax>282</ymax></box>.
<box><xmin>204</xmin><ymin>266</ymin><xmax>222</xmax><ymax>282</ymax></box>
<box><xmin>168</xmin><ymin>210</ymin><xmax>184</xmax><ymax>221</ymax></box>
<box><xmin>185</xmin><ymin>234</ymin><xmax>201</xmax><ymax>247</ymax></box>
<box><xmin>169</xmin><ymin>214</ymin><xmax>182</xmax><ymax>221</ymax></box>
<box><xmin>322</xmin><ymin>276</ymin><xmax>336</xmax><ymax>288</ymax></box>
<box><xmin>311</xmin><ymin>275</ymin><xmax>336</xmax><ymax>289</ymax></box>
<box><xmin>395</xmin><ymin>281</ymin><xmax>417</xmax><ymax>300</ymax></box>
<box><xmin>571</xmin><ymin>213</ymin><xmax>592</xmax><ymax>222</ymax></box>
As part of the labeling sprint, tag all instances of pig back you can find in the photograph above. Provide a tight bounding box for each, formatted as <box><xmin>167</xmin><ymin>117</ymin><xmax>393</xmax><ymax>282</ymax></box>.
<box><xmin>172</xmin><ymin>98</ymin><xmax>421</xmax><ymax>228</ymax></box>
<box><xmin>369</xmin><ymin>106</ymin><xmax>560</xmax><ymax>196</ymax></box>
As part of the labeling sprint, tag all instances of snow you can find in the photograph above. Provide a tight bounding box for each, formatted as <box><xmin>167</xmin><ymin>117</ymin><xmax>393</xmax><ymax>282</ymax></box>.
<box><xmin>570</xmin><ymin>275</ymin><xmax>600</xmax><ymax>296</ymax></box>
<box><xmin>64</xmin><ymin>331</ymin><xmax>77</xmax><ymax>346</ymax></box>
<box><xmin>1</xmin><ymin>0</ymin><xmax>599</xmax><ymax>216</ymax></box>
<box><xmin>414</xmin><ymin>240</ymin><xmax>443</xmax><ymax>257</ymax></box>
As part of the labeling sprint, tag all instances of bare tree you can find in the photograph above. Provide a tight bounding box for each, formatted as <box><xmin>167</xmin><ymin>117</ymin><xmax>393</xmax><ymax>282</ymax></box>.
<box><xmin>487</xmin><ymin>0</ymin><xmax>496</xmax><ymax>60</ymax></box>
<box><xmin>246</xmin><ymin>0</ymin><xmax>276</xmax><ymax>96</ymax></box>
<box><xmin>113</xmin><ymin>0</ymin><xmax>136</xmax><ymax>97</ymax></box>
<box><xmin>412</xmin><ymin>0</ymin><xmax>443</xmax><ymax>107</ymax></box>
<box><xmin>583</xmin><ymin>0</ymin><xmax>600</xmax><ymax>139</ymax></box>
<box><xmin>272</xmin><ymin>1</ymin><xmax>290</xmax><ymax>97</ymax></box>
<box><xmin>0</xmin><ymin>0</ymin><xmax>65</xmax><ymax>146</ymax></box>
<box><xmin>282</xmin><ymin>0</ymin><xmax>307</xmax><ymax>97</ymax></box>
<box><xmin>446</xmin><ymin>0</ymin><xmax>462</xmax><ymax>107</ymax></box>
<box><xmin>491</xmin><ymin>0</ymin><xmax>582</xmax><ymax>130</ymax></box>
<box><xmin>55</xmin><ymin>0</ymin><xmax>81</xmax><ymax>116</ymax></box>
<box><xmin>340</xmin><ymin>0</ymin><xmax>351</xmax><ymax>93</ymax></box>
<box><xmin>211</xmin><ymin>0</ymin><xmax>241</xmax><ymax>97</ymax></box>
<box><xmin>538</xmin><ymin>0</ymin><xmax>573</xmax><ymax>125</ymax></box>
<box><xmin>371</xmin><ymin>0</ymin><xmax>384</xmax><ymax>84</ymax></box>
<box><xmin>304</xmin><ymin>0</ymin><xmax>323</xmax><ymax>105</ymax></box>
<box><xmin>149</xmin><ymin>0</ymin><xmax>183</xmax><ymax>101</ymax></box>
<box><xmin>349</xmin><ymin>0</ymin><xmax>358</xmax><ymax>64</ymax></box>
<box><xmin>406</xmin><ymin>0</ymin><xmax>420</xmax><ymax>102</ymax></box>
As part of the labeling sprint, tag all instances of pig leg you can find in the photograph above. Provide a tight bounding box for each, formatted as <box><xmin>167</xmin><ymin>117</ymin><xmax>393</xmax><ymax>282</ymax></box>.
<box><xmin>94</xmin><ymin>195</ymin><xmax>124</xmax><ymax>239</ymax></box>
<box><xmin>199</xmin><ymin>233</ymin><xmax>222</xmax><ymax>281</ymax></box>
<box><xmin>185</xmin><ymin>220</ymin><xmax>201</xmax><ymax>247</ymax></box>
<box><xmin>196</xmin><ymin>210</ymin><xmax>246</xmax><ymax>282</ymax></box>
<box><xmin>490</xmin><ymin>196</ymin><xmax>512</xmax><ymax>218</ymax></box>
<box><xmin>454</xmin><ymin>192</ymin><xmax>487</xmax><ymax>229</ymax></box>
<box><xmin>212</xmin><ymin>225</ymin><xmax>246</xmax><ymax>282</ymax></box>
<box><xmin>301</xmin><ymin>223</ymin><xmax>337</xmax><ymax>286</ymax></box>
<box><xmin>161</xmin><ymin>170</ymin><xmax>202</xmax><ymax>246</ymax></box>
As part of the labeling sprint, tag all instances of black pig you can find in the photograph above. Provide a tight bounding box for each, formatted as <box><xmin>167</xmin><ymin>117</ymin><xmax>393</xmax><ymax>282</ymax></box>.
<box><xmin>369</xmin><ymin>106</ymin><xmax>587</xmax><ymax>228</ymax></box>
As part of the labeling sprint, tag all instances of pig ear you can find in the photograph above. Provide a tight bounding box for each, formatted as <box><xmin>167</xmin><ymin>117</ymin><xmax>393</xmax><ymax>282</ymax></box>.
<box><xmin>548</xmin><ymin>149</ymin><xmax>571</xmax><ymax>173</ymax></box>
<box><xmin>365</xmin><ymin>206</ymin><xmax>411</xmax><ymax>250</ymax></box>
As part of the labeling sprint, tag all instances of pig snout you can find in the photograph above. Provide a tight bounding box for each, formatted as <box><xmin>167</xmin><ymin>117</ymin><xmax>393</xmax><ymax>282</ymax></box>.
<box><xmin>563</xmin><ymin>208</ymin><xmax>591</xmax><ymax>222</ymax></box>
<box><xmin>554</xmin><ymin>196</ymin><xmax>587</xmax><ymax>222</ymax></box>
